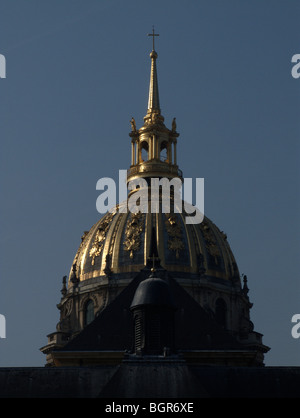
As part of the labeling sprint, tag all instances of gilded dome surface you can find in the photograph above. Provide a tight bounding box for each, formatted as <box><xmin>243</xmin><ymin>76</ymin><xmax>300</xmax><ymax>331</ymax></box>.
<box><xmin>67</xmin><ymin>45</ymin><xmax>241</xmax><ymax>293</ymax></box>
<box><xmin>68</xmin><ymin>199</ymin><xmax>240</xmax><ymax>289</ymax></box>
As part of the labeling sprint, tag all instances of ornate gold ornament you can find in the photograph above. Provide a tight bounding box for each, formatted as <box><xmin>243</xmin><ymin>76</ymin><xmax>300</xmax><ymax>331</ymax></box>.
<box><xmin>165</xmin><ymin>213</ymin><xmax>184</xmax><ymax>259</ymax></box>
<box><xmin>202</xmin><ymin>221</ymin><xmax>221</xmax><ymax>264</ymax></box>
<box><xmin>89</xmin><ymin>212</ymin><xmax>115</xmax><ymax>265</ymax></box>
<box><xmin>123</xmin><ymin>212</ymin><xmax>144</xmax><ymax>259</ymax></box>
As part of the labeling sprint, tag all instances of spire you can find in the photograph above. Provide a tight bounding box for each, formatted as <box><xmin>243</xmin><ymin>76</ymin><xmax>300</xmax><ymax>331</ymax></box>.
<box><xmin>147</xmin><ymin>27</ymin><xmax>160</xmax><ymax>115</ymax></box>
<box><xmin>127</xmin><ymin>29</ymin><xmax>182</xmax><ymax>185</ymax></box>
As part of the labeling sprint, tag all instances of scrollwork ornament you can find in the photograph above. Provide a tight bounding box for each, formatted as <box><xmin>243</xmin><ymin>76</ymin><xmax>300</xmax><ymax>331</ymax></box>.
<box><xmin>64</xmin><ymin>298</ymin><xmax>73</xmax><ymax>317</ymax></box>
<box><xmin>89</xmin><ymin>212</ymin><xmax>115</xmax><ymax>265</ymax></box>
<box><xmin>202</xmin><ymin>221</ymin><xmax>221</xmax><ymax>264</ymax></box>
<box><xmin>165</xmin><ymin>213</ymin><xmax>184</xmax><ymax>259</ymax></box>
<box><xmin>123</xmin><ymin>212</ymin><xmax>144</xmax><ymax>259</ymax></box>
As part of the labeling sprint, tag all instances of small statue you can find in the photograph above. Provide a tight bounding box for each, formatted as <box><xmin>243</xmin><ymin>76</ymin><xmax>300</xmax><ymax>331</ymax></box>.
<box><xmin>70</xmin><ymin>263</ymin><xmax>78</xmax><ymax>285</ymax></box>
<box><xmin>130</xmin><ymin>117</ymin><xmax>136</xmax><ymax>132</ymax></box>
<box><xmin>61</xmin><ymin>275</ymin><xmax>67</xmax><ymax>297</ymax></box>
<box><xmin>172</xmin><ymin>117</ymin><xmax>176</xmax><ymax>132</ymax></box>
<box><xmin>104</xmin><ymin>253</ymin><xmax>112</xmax><ymax>278</ymax></box>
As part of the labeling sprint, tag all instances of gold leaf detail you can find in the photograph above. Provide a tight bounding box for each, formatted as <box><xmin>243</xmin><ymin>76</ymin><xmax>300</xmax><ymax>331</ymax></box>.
<box><xmin>89</xmin><ymin>212</ymin><xmax>115</xmax><ymax>266</ymax></box>
<box><xmin>123</xmin><ymin>212</ymin><xmax>144</xmax><ymax>259</ymax></box>
<box><xmin>202</xmin><ymin>221</ymin><xmax>221</xmax><ymax>264</ymax></box>
<box><xmin>165</xmin><ymin>214</ymin><xmax>184</xmax><ymax>259</ymax></box>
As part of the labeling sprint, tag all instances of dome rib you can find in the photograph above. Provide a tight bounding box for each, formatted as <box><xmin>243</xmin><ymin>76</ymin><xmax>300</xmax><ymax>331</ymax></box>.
<box><xmin>68</xmin><ymin>203</ymin><xmax>240</xmax><ymax>290</ymax></box>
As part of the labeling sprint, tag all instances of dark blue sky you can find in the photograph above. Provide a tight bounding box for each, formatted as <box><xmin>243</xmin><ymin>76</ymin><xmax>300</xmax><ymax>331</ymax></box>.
<box><xmin>0</xmin><ymin>0</ymin><xmax>299</xmax><ymax>366</ymax></box>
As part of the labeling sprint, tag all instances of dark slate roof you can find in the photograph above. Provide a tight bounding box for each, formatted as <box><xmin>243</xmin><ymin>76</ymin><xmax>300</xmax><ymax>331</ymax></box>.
<box><xmin>56</xmin><ymin>268</ymin><xmax>243</xmax><ymax>353</ymax></box>
<box><xmin>1</xmin><ymin>366</ymin><xmax>300</xmax><ymax>398</ymax></box>
<box><xmin>98</xmin><ymin>361</ymin><xmax>209</xmax><ymax>398</ymax></box>
<box><xmin>98</xmin><ymin>363</ymin><xmax>300</xmax><ymax>398</ymax></box>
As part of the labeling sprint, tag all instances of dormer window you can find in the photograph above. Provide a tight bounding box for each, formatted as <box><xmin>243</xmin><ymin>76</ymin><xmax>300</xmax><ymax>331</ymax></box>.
<box><xmin>84</xmin><ymin>300</ymin><xmax>95</xmax><ymax>326</ymax></box>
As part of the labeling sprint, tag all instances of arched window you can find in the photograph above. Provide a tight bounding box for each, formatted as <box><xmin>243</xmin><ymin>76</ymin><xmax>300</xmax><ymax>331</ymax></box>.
<box><xmin>215</xmin><ymin>298</ymin><xmax>227</xmax><ymax>329</ymax></box>
<box><xmin>84</xmin><ymin>299</ymin><xmax>95</xmax><ymax>326</ymax></box>
<box><xmin>141</xmin><ymin>141</ymin><xmax>149</xmax><ymax>162</ymax></box>
<box><xmin>160</xmin><ymin>141</ymin><xmax>168</xmax><ymax>162</ymax></box>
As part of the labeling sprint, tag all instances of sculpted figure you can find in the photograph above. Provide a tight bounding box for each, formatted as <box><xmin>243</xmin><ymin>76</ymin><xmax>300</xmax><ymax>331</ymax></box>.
<box><xmin>172</xmin><ymin>117</ymin><xmax>176</xmax><ymax>131</ymax></box>
<box><xmin>130</xmin><ymin>117</ymin><xmax>136</xmax><ymax>132</ymax></box>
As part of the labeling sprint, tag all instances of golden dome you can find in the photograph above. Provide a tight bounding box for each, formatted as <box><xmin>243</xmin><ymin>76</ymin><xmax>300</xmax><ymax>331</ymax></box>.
<box><xmin>68</xmin><ymin>202</ymin><xmax>240</xmax><ymax>291</ymax></box>
<box><xmin>67</xmin><ymin>40</ymin><xmax>240</xmax><ymax>293</ymax></box>
<box><xmin>41</xmin><ymin>33</ymin><xmax>271</xmax><ymax>370</ymax></box>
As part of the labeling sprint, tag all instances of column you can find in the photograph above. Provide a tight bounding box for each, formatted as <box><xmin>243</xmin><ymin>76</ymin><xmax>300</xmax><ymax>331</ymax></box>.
<box><xmin>136</xmin><ymin>141</ymin><xmax>139</xmax><ymax>164</ymax></box>
<box><xmin>149</xmin><ymin>136</ymin><xmax>152</xmax><ymax>160</ymax></box>
<box><xmin>174</xmin><ymin>140</ymin><xmax>177</xmax><ymax>165</ymax></box>
<box><xmin>131</xmin><ymin>140</ymin><xmax>135</xmax><ymax>165</ymax></box>
<box><xmin>167</xmin><ymin>143</ymin><xmax>172</xmax><ymax>163</ymax></box>
<box><xmin>153</xmin><ymin>135</ymin><xmax>156</xmax><ymax>159</ymax></box>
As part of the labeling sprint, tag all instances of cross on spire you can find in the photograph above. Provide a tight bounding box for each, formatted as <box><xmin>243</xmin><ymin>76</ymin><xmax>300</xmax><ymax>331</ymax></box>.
<box><xmin>148</xmin><ymin>26</ymin><xmax>159</xmax><ymax>51</ymax></box>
